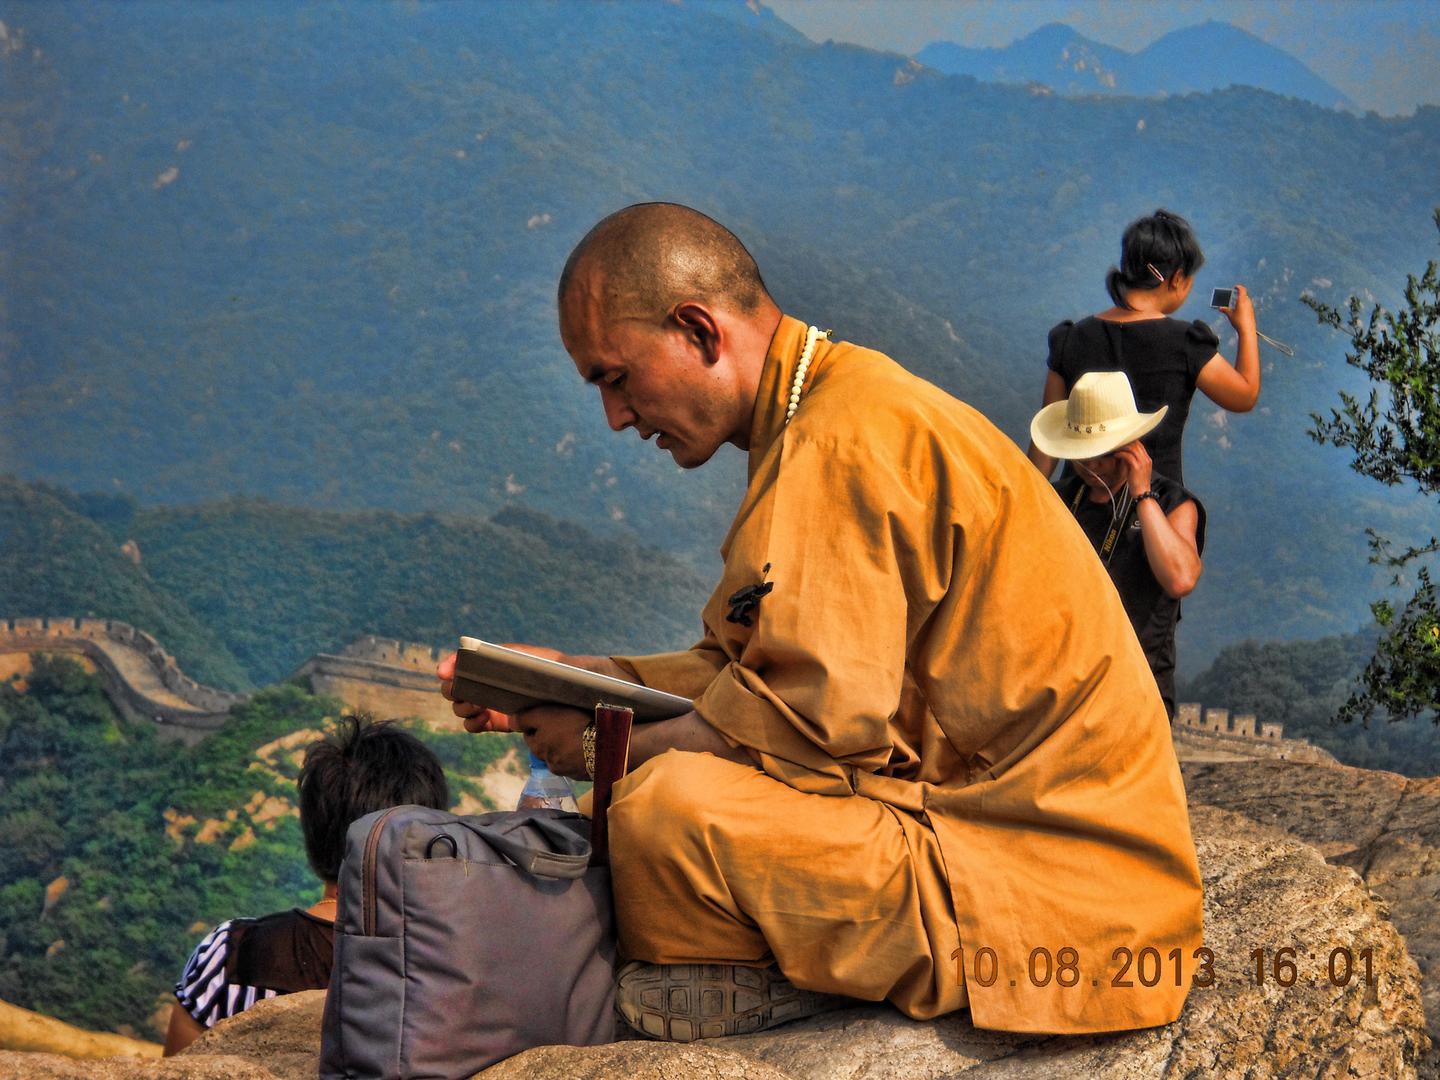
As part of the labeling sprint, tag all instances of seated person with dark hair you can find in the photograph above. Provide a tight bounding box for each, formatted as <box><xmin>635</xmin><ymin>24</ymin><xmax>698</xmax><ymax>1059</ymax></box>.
<box><xmin>163</xmin><ymin>714</ymin><xmax>449</xmax><ymax>1055</ymax></box>
<box><xmin>1030</xmin><ymin>370</ymin><xmax>1205</xmax><ymax>717</ymax></box>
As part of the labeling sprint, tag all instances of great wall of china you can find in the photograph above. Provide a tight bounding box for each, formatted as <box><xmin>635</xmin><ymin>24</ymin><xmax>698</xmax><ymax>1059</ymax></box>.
<box><xmin>0</xmin><ymin>617</ymin><xmax>247</xmax><ymax>743</ymax></box>
<box><xmin>1170</xmin><ymin>701</ymin><xmax>1338</xmax><ymax>765</ymax></box>
<box><xmin>291</xmin><ymin>636</ymin><xmax>462</xmax><ymax>731</ymax></box>
<box><xmin>1</xmin><ymin>619</ymin><xmax>1331</xmax><ymax>760</ymax></box>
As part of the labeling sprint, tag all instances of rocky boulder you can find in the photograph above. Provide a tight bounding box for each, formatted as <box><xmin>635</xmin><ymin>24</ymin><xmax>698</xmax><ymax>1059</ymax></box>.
<box><xmin>482</xmin><ymin>806</ymin><xmax>1427</xmax><ymax>1079</ymax></box>
<box><xmin>1184</xmin><ymin>758</ymin><xmax>1440</xmax><ymax>1073</ymax></box>
<box><xmin>5</xmin><ymin>800</ymin><xmax>1424</xmax><ymax>1078</ymax></box>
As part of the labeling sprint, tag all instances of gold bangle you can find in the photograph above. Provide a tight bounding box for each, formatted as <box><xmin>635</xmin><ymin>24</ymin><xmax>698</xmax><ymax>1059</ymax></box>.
<box><xmin>581</xmin><ymin>722</ymin><xmax>597</xmax><ymax>780</ymax></box>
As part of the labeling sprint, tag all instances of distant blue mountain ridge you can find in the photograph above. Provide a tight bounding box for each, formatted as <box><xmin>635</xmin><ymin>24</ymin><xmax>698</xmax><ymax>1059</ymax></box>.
<box><xmin>3</xmin><ymin>0</ymin><xmax>1436</xmax><ymax>673</ymax></box>
<box><xmin>917</xmin><ymin>20</ymin><xmax>1354</xmax><ymax>110</ymax></box>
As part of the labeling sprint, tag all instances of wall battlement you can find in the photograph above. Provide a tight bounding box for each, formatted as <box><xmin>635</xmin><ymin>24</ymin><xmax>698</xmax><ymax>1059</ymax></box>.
<box><xmin>296</xmin><ymin>638</ymin><xmax>459</xmax><ymax>731</ymax></box>
<box><xmin>1177</xmin><ymin>703</ymin><xmax>1283</xmax><ymax>742</ymax></box>
<box><xmin>2</xmin><ymin>619</ymin><xmax>1321</xmax><ymax>760</ymax></box>
<box><xmin>341</xmin><ymin>636</ymin><xmax>445</xmax><ymax>670</ymax></box>
<box><xmin>1170</xmin><ymin>699</ymin><xmax>1335</xmax><ymax>764</ymax></box>
<box><xmin>0</xmin><ymin>617</ymin><xmax>247</xmax><ymax>743</ymax></box>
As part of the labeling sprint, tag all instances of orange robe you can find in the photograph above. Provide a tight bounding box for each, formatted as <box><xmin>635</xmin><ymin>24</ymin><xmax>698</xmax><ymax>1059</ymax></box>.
<box><xmin>609</xmin><ymin>315</ymin><xmax>1203</xmax><ymax>1034</ymax></box>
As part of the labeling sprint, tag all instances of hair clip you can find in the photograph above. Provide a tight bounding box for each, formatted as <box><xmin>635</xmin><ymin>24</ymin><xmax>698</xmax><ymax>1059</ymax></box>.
<box><xmin>1146</xmin><ymin>263</ymin><xmax>1166</xmax><ymax>283</ymax></box>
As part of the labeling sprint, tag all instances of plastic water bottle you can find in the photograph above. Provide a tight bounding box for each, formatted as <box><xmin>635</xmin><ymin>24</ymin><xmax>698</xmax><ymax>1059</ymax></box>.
<box><xmin>517</xmin><ymin>751</ymin><xmax>579</xmax><ymax>811</ymax></box>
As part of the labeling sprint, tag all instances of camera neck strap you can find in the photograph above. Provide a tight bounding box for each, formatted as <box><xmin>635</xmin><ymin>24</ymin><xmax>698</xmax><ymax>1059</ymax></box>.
<box><xmin>1070</xmin><ymin>480</ymin><xmax>1133</xmax><ymax>566</ymax></box>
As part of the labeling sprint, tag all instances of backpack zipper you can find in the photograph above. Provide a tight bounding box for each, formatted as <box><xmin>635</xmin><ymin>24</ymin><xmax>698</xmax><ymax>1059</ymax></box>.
<box><xmin>362</xmin><ymin>806</ymin><xmax>403</xmax><ymax>936</ymax></box>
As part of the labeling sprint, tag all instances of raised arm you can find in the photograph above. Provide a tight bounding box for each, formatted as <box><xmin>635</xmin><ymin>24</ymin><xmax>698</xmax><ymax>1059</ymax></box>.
<box><xmin>1115</xmin><ymin>443</ymin><xmax>1202</xmax><ymax>598</ymax></box>
<box><xmin>1195</xmin><ymin>283</ymin><xmax>1260</xmax><ymax>412</ymax></box>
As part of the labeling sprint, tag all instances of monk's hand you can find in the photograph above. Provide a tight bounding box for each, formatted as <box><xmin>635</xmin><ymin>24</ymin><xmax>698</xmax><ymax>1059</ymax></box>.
<box><xmin>437</xmin><ymin>643</ymin><xmax>570</xmax><ymax>733</ymax></box>
<box><xmin>435</xmin><ymin>650</ymin><xmax>505</xmax><ymax>730</ymax></box>
<box><xmin>1116</xmin><ymin>442</ymin><xmax>1153</xmax><ymax>496</ymax></box>
<box><xmin>519</xmin><ymin>704</ymin><xmax>592</xmax><ymax>780</ymax></box>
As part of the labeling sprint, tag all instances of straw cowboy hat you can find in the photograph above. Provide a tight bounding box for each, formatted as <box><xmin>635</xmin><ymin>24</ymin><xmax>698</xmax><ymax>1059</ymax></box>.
<box><xmin>1030</xmin><ymin>371</ymin><xmax>1168</xmax><ymax>461</ymax></box>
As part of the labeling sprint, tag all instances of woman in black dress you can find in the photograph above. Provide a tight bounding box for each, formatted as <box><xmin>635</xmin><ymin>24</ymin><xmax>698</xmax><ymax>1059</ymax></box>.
<box><xmin>1026</xmin><ymin>209</ymin><xmax>1260</xmax><ymax>485</ymax></box>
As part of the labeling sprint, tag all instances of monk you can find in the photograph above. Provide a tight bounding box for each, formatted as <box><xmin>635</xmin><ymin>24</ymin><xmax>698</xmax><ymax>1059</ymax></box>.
<box><xmin>438</xmin><ymin>202</ymin><xmax>1203</xmax><ymax>1040</ymax></box>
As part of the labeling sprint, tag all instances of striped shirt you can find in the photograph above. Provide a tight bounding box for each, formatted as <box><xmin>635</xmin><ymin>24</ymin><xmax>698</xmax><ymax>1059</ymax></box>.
<box><xmin>174</xmin><ymin>921</ymin><xmax>277</xmax><ymax>1028</ymax></box>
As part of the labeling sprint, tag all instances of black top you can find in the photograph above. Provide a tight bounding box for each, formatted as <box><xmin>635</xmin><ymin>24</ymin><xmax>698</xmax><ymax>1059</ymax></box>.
<box><xmin>227</xmin><ymin>907</ymin><xmax>335</xmax><ymax>993</ymax></box>
<box><xmin>175</xmin><ymin>907</ymin><xmax>334</xmax><ymax>1030</ymax></box>
<box><xmin>1057</xmin><ymin>472</ymin><xmax>1206</xmax><ymax>716</ymax></box>
<box><xmin>1047</xmin><ymin>316</ymin><xmax>1219</xmax><ymax>485</ymax></box>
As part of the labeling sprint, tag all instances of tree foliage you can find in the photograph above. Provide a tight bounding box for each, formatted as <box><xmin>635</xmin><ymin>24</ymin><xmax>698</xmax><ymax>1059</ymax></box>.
<box><xmin>1302</xmin><ymin>209</ymin><xmax>1440</xmax><ymax>724</ymax></box>
<box><xmin>1179</xmin><ymin>630</ymin><xmax>1440</xmax><ymax>776</ymax></box>
<box><xmin>0</xmin><ymin>658</ymin><xmax>519</xmax><ymax>1038</ymax></box>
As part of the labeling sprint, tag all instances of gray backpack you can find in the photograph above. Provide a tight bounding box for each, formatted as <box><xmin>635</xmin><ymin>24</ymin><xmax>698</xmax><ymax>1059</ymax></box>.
<box><xmin>319</xmin><ymin>805</ymin><xmax>617</xmax><ymax>1079</ymax></box>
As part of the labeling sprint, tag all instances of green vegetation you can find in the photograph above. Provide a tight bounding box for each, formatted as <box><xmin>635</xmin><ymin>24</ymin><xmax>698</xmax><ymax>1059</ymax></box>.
<box><xmin>1302</xmin><ymin>211</ymin><xmax>1440</xmax><ymax>726</ymax></box>
<box><xmin>3</xmin><ymin>2</ymin><xmax>1439</xmax><ymax>670</ymax></box>
<box><xmin>1</xmin><ymin>476</ymin><xmax>708</xmax><ymax>689</ymax></box>
<box><xmin>1180</xmin><ymin>631</ymin><xmax>1440</xmax><ymax>776</ymax></box>
<box><xmin>0</xmin><ymin>478</ymin><xmax>250</xmax><ymax>691</ymax></box>
<box><xmin>124</xmin><ymin>498</ymin><xmax>707</xmax><ymax>685</ymax></box>
<box><xmin>0</xmin><ymin>657</ymin><xmax>520</xmax><ymax>1038</ymax></box>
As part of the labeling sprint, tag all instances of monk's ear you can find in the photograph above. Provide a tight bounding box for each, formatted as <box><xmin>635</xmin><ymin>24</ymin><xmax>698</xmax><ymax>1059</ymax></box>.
<box><xmin>671</xmin><ymin>302</ymin><xmax>722</xmax><ymax>366</ymax></box>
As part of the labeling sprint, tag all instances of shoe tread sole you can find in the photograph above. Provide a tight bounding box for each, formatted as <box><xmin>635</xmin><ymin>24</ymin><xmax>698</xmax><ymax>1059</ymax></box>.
<box><xmin>617</xmin><ymin>963</ymin><xmax>843</xmax><ymax>1042</ymax></box>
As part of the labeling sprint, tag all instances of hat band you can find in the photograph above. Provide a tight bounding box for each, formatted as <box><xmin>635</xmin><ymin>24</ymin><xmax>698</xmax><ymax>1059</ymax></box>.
<box><xmin>1066</xmin><ymin>420</ymin><xmax>1111</xmax><ymax>434</ymax></box>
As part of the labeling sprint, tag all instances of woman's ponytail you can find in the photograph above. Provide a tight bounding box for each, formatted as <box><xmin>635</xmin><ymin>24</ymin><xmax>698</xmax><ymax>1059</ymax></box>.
<box><xmin>1106</xmin><ymin>209</ymin><xmax>1205</xmax><ymax>309</ymax></box>
<box><xmin>1105</xmin><ymin>266</ymin><xmax>1129</xmax><ymax>308</ymax></box>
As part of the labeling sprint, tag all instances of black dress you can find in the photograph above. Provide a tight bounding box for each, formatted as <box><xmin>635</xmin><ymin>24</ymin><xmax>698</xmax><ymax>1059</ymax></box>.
<box><xmin>1047</xmin><ymin>316</ymin><xmax>1219</xmax><ymax>485</ymax></box>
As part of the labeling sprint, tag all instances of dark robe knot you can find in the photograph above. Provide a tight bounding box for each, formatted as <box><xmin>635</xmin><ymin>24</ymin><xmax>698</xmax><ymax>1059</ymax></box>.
<box><xmin>726</xmin><ymin>563</ymin><xmax>774</xmax><ymax>627</ymax></box>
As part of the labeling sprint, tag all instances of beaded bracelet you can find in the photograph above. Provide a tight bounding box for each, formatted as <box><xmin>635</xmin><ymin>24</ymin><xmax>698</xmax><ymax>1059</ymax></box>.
<box><xmin>581</xmin><ymin>722</ymin><xmax>598</xmax><ymax>780</ymax></box>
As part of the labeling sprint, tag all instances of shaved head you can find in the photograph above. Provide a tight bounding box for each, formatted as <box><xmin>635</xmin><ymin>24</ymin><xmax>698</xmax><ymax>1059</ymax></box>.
<box><xmin>558</xmin><ymin>203</ymin><xmax>771</xmax><ymax>320</ymax></box>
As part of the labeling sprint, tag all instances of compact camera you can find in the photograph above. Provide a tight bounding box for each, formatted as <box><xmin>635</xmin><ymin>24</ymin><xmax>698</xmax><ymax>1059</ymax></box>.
<box><xmin>1210</xmin><ymin>287</ymin><xmax>1236</xmax><ymax>310</ymax></box>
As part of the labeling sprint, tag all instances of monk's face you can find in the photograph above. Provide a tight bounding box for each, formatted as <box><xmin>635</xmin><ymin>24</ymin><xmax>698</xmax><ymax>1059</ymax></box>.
<box><xmin>559</xmin><ymin>270</ymin><xmax>740</xmax><ymax>469</ymax></box>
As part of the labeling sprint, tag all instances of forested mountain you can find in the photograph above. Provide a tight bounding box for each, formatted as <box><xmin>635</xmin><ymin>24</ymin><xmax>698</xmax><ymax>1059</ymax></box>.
<box><xmin>0</xmin><ymin>657</ymin><xmax>521</xmax><ymax>1038</ymax></box>
<box><xmin>917</xmin><ymin>21</ymin><xmax>1352</xmax><ymax>108</ymax></box>
<box><xmin>0</xmin><ymin>479</ymin><xmax>250</xmax><ymax>689</ymax></box>
<box><xmin>3</xmin><ymin>0</ymin><xmax>1438</xmax><ymax>672</ymax></box>
<box><xmin>1180</xmin><ymin>632</ymin><xmax>1440</xmax><ymax>776</ymax></box>
<box><xmin>123</xmin><ymin>499</ymin><xmax>707</xmax><ymax>685</ymax></box>
<box><xmin>0</xmin><ymin>477</ymin><xmax>708</xmax><ymax>687</ymax></box>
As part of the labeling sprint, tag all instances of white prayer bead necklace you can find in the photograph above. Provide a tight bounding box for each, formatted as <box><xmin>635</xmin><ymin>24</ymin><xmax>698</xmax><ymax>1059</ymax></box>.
<box><xmin>785</xmin><ymin>325</ymin><xmax>830</xmax><ymax>425</ymax></box>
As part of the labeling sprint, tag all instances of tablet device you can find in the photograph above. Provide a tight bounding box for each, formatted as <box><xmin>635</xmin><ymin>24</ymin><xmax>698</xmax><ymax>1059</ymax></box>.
<box><xmin>450</xmin><ymin>637</ymin><xmax>694</xmax><ymax>722</ymax></box>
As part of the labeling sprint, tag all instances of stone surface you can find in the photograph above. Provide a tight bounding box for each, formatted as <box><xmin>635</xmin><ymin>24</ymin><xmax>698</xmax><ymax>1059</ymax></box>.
<box><xmin>1184</xmin><ymin>759</ymin><xmax>1440</xmax><ymax>1076</ymax></box>
<box><xmin>0</xmin><ymin>802</ymin><xmax>1429</xmax><ymax>1078</ymax></box>
<box><xmin>181</xmin><ymin>989</ymin><xmax>325</xmax><ymax>1080</ymax></box>
<box><xmin>481</xmin><ymin>805</ymin><xmax>1429</xmax><ymax>1078</ymax></box>
<box><xmin>1171</xmin><ymin>725</ymin><xmax>1340</xmax><ymax>766</ymax></box>
<box><xmin>478</xmin><ymin>1041</ymin><xmax>795</xmax><ymax>1079</ymax></box>
<box><xmin>0</xmin><ymin>1049</ymin><xmax>278</xmax><ymax>1078</ymax></box>
<box><xmin>0</xmin><ymin>998</ymin><xmax>159</xmax><ymax>1061</ymax></box>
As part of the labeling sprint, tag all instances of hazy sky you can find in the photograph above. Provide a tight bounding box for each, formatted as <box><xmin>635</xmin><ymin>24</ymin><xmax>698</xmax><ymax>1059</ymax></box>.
<box><xmin>765</xmin><ymin>0</ymin><xmax>1440</xmax><ymax>115</ymax></box>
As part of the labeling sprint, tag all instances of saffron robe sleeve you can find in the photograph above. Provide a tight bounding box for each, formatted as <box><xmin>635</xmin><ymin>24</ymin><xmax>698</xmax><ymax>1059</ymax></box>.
<box><xmin>614</xmin><ymin>317</ymin><xmax>1203</xmax><ymax>1033</ymax></box>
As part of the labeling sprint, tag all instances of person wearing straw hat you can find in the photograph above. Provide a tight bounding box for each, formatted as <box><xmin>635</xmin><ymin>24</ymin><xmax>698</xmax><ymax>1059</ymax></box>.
<box><xmin>1031</xmin><ymin>370</ymin><xmax>1205</xmax><ymax>716</ymax></box>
